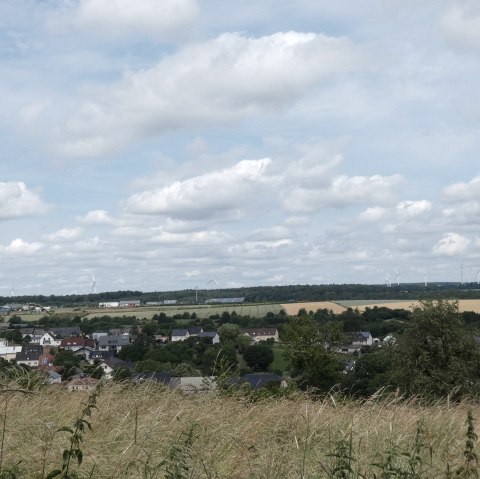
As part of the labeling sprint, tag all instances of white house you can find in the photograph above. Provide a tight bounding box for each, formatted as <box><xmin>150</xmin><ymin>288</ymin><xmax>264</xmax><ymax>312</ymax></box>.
<box><xmin>351</xmin><ymin>332</ymin><xmax>373</xmax><ymax>346</ymax></box>
<box><xmin>242</xmin><ymin>328</ymin><xmax>279</xmax><ymax>343</ymax></box>
<box><xmin>97</xmin><ymin>335</ymin><xmax>130</xmax><ymax>352</ymax></box>
<box><xmin>197</xmin><ymin>332</ymin><xmax>220</xmax><ymax>345</ymax></box>
<box><xmin>40</xmin><ymin>332</ymin><xmax>61</xmax><ymax>347</ymax></box>
<box><xmin>171</xmin><ymin>329</ymin><xmax>190</xmax><ymax>342</ymax></box>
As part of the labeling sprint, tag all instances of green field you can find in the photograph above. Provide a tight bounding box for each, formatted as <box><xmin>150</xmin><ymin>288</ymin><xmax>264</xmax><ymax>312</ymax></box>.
<box><xmin>83</xmin><ymin>302</ymin><xmax>285</xmax><ymax>320</ymax></box>
<box><xmin>270</xmin><ymin>343</ymin><xmax>290</xmax><ymax>374</ymax></box>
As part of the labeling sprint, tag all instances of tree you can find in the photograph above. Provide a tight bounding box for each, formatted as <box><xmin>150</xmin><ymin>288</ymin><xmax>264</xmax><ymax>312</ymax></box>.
<box><xmin>394</xmin><ymin>299</ymin><xmax>480</xmax><ymax>398</ymax></box>
<box><xmin>283</xmin><ymin>316</ymin><xmax>342</xmax><ymax>391</ymax></box>
<box><xmin>243</xmin><ymin>343</ymin><xmax>274</xmax><ymax>371</ymax></box>
<box><xmin>217</xmin><ymin>324</ymin><xmax>240</xmax><ymax>343</ymax></box>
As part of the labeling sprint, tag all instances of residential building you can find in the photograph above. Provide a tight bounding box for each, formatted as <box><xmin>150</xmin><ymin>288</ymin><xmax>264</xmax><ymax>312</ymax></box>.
<box><xmin>171</xmin><ymin>329</ymin><xmax>190</xmax><ymax>342</ymax></box>
<box><xmin>97</xmin><ymin>335</ymin><xmax>130</xmax><ymax>352</ymax></box>
<box><xmin>242</xmin><ymin>328</ymin><xmax>279</xmax><ymax>342</ymax></box>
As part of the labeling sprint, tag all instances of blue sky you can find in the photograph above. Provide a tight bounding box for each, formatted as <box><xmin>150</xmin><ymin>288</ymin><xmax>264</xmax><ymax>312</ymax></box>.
<box><xmin>1</xmin><ymin>0</ymin><xmax>480</xmax><ymax>295</ymax></box>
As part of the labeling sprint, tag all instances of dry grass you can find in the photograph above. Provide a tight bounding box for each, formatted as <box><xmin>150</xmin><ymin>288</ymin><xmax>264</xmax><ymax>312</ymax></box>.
<box><xmin>0</xmin><ymin>383</ymin><xmax>478</xmax><ymax>478</ymax></box>
<box><xmin>337</xmin><ymin>299</ymin><xmax>480</xmax><ymax>313</ymax></box>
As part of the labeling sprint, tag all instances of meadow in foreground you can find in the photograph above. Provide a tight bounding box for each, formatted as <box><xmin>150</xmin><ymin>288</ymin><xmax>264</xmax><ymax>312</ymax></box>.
<box><xmin>0</xmin><ymin>381</ymin><xmax>479</xmax><ymax>478</ymax></box>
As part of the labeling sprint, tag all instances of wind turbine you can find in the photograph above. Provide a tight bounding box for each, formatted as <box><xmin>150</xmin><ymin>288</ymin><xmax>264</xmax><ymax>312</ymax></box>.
<box><xmin>424</xmin><ymin>268</ymin><xmax>428</xmax><ymax>288</ymax></box>
<box><xmin>385</xmin><ymin>273</ymin><xmax>391</xmax><ymax>288</ymax></box>
<box><xmin>394</xmin><ymin>268</ymin><xmax>400</xmax><ymax>286</ymax></box>
<box><xmin>461</xmin><ymin>263</ymin><xmax>464</xmax><ymax>285</ymax></box>
<box><xmin>91</xmin><ymin>273</ymin><xmax>97</xmax><ymax>294</ymax></box>
<box><xmin>476</xmin><ymin>269</ymin><xmax>480</xmax><ymax>286</ymax></box>
<box><xmin>10</xmin><ymin>287</ymin><xmax>15</xmax><ymax>298</ymax></box>
<box><xmin>206</xmin><ymin>279</ymin><xmax>220</xmax><ymax>289</ymax></box>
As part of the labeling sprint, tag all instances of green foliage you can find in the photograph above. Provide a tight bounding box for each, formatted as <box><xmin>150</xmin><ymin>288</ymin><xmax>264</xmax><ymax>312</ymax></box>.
<box><xmin>46</xmin><ymin>384</ymin><xmax>101</xmax><ymax>479</ymax></box>
<box><xmin>283</xmin><ymin>316</ymin><xmax>342</xmax><ymax>391</ymax></box>
<box><xmin>394</xmin><ymin>299</ymin><xmax>480</xmax><ymax>398</ymax></box>
<box><xmin>243</xmin><ymin>343</ymin><xmax>274</xmax><ymax>371</ymax></box>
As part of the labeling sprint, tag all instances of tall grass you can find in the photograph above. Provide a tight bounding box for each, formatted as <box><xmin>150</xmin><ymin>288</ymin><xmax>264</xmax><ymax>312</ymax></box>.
<box><xmin>0</xmin><ymin>382</ymin><xmax>479</xmax><ymax>478</ymax></box>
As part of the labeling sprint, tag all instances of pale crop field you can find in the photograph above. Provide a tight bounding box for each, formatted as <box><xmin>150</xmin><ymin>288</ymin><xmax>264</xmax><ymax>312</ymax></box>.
<box><xmin>281</xmin><ymin>301</ymin><xmax>347</xmax><ymax>315</ymax></box>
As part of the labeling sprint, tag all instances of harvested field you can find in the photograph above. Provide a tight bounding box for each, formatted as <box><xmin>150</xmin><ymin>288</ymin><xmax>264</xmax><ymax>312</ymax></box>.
<box><xmin>338</xmin><ymin>299</ymin><xmax>480</xmax><ymax>313</ymax></box>
<box><xmin>281</xmin><ymin>301</ymin><xmax>347</xmax><ymax>315</ymax></box>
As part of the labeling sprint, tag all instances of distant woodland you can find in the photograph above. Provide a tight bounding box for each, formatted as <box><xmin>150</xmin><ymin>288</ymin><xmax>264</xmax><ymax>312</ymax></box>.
<box><xmin>2</xmin><ymin>282</ymin><xmax>480</xmax><ymax>306</ymax></box>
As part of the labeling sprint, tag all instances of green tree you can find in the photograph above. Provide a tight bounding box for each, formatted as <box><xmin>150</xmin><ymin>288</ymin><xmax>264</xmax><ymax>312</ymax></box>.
<box><xmin>283</xmin><ymin>316</ymin><xmax>341</xmax><ymax>391</ymax></box>
<box><xmin>217</xmin><ymin>323</ymin><xmax>240</xmax><ymax>343</ymax></box>
<box><xmin>243</xmin><ymin>343</ymin><xmax>274</xmax><ymax>371</ymax></box>
<box><xmin>394</xmin><ymin>299</ymin><xmax>480</xmax><ymax>398</ymax></box>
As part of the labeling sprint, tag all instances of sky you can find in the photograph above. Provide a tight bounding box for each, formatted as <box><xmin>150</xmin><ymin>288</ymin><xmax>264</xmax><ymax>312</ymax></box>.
<box><xmin>1</xmin><ymin>0</ymin><xmax>480</xmax><ymax>295</ymax></box>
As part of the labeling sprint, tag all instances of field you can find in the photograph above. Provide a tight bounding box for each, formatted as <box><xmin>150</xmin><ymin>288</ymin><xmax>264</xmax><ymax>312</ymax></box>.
<box><xmin>337</xmin><ymin>299</ymin><xmax>480</xmax><ymax>313</ymax></box>
<box><xmin>2</xmin><ymin>382</ymin><xmax>480</xmax><ymax>478</ymax></box>
<box><xmin>281</xmin><ymin>301</ymin><xmax>347</xmax><ymax>315</ymax></box>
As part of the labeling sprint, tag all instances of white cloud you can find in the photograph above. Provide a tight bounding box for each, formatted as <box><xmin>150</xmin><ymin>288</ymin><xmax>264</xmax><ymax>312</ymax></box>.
<box><xmin>444</xmin><ymin>176</ymin><xmax>480</xmax><ymax>201</ymax></box>
<box><xmin>78</xmin><ymin>210</ymin><xmax>114</xmax><ymax>225</ymax></box>
<box><xmin>59</xmin><ymin>31</ymin><xmax>362</xmax><ymax>156</ymax></box>
<box><xmin>48</xmin><ymin>0</ymin><xmax>198</xmax><ymax>40</ymax></box>
<box><xmin>396</xmin><ymin>200</ymin><xmax>432</xmax><ymax>218</ymax></box>
<box><xmin>359</xmin><ymin>206</ymin><xmax>387</xmax><ymax>222</ymax></box>
<box><xmin>126</xmin><ymin>158</ymin><xmax>272</xmax><ymax>219</ymax></box>
<box><xmin>0</xmin><ymin>182</ymin><xmax>49</xmax><ymax>220</ymax></box>
<box><xmin>18</xmin><ymin>99</ymin><xmax>50</xmax><ymax>124</ymax></box>
<box><xmin>284</xmin><ymin>174</ymin><xmax>403</xmax><ymax>213</ymax></box>
<box><xmin>44</xmin><ymin>227</ymin><xmax>82</xmax><ymax>241</ymax></box>
<box><xmin>2</xmin><ymin>238</ymin><xmax>43</xmax><ymax>255</ymax></box>
<box><xmin>433</xmin><ymin>232</ymin><xmax>470</xmax><ymax>256</ymax></box>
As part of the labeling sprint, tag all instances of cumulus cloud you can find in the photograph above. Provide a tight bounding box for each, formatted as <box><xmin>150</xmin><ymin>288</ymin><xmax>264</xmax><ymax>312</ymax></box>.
<box><xmin>359</xmin><ymin>206</ymin><xmax>387</xmax><ymax>222</ymax></box>
<box><xmin>59</xmin><ymin>31</ymin><xmax>362</xmax><ymax>156</ymax></box>
<box><xmin>44</xmin><ymin>227</ymin><xmax>82</xmax><ymax>241</ymax></box>
<box><xmin>1</xmin><ymin>238</ymin><xmax>43</xmax><ymax>255</ymax></box>
<box><xmin>396</xmin><ymin>200</ymin><xmax>432</xmax><ymax>218</ymax></box>
<box><xmin>48</xmin><ymin>0</ymin><xmax>198</xmax><ymax>40</ymax></box>
<box><xmin>0</xmin><ymin>182</ymin><xmax>49</xmax><ymax>220</ymax></box>
<box><xmin>433</xmin><ymin>232</ymin><xmax>470</xmax><ymax>255</ymax></box>
<box><xmin>78</xmin><ymin>210</ymin><xmax>114</xmax><ymax>225</ymax></box>
<box><xmin>444</xmin><ymin>176</ymin><xmax>480</xmax><ymax>201</ymax></box>
<box><xmin>126</xmin><ymin>158</ymin><xmax>272</xmax><ymax>219</ymax></box>
<box><xmin>284</xmin><ymin>174</ymin><xmax>403</xmax><ymax>213</ymax></box>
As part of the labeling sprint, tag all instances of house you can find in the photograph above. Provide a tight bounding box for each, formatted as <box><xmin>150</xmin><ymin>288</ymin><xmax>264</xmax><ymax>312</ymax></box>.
<box><xmin>351</xmin><ymin>332</ymin><xmax>373</xmax><ymax>346</ymax></box>
<box><xmin>133</xmin><ymin>372</ymin><xmax>172</xmax><ymax>385</ymax></box>
<box><xmin>188</xmin><ymin>326</ymin><xmax>203</xmax><ymax>336</ymax></box>
<box><xmin>98</xmin><ymin>302</ymin><xmax>119</xmax><ymax>308</ymax></box>
<box><xmin>20</xmin><ymin>328</ymin><xmax>46</xmax><ymax>343</ymax></box>
<box><xmin>197</xmin><ymin>331</ymin><xmax>220</xmax><ymax>345</ymax></box>
<box><xmin>97</xmin><ymin>335</ymin><xmax>130</xmax><ymax>352</ymax></box>
<box><xmin>242</xmin><ymin>328</ymin><xmax>279</xmax><ymax>343</ymax></box>
<box><xmin>0</xmin><ymin>344</ymin><xmax>22</xmax><ymax>362</ymax></box>
<box><xmin>50</xmin><ymin>327</ymin><xmax>82</xmax><ymax>339</ymax></box>
<box><xmin>66</xmin><ymin>377</ymin><xmax>99</xmax><ymax>391</ymax></box>
<box><xmin>154</xmin><ymin>335</ymin><xmax>169</xmax><ymax>343</ymax></box>
<box><xmin>171</xmin><ymin>329</ymin><xmax>190</xmax><ymax>342</ymax></box>
<box><xmin>39</xmin><ymin>332</ymin><xmax>60</xmax><ymax>347</ymax></box>
<box><xmin>108</xmin><ymin>328</ymin><xmax>131</xmax><ymax>337</ymax></box>
<box><xmin>119</xmin><ymin>300</ymin><xmax>140</xmax><ymax>308</ymax></box>
<box><xmin>92</xmin><ymin>331</ymin><xmax>109</xmax><ymax>341</ymax></box>
<box><xmin>15</xmin><ymin>344</ymin><xmax>43</xmax><ymax>367</ymax></box>
<box><xmin>46</xmin><ymin>370</ymin><xmax>62</xmax><ymax>384</ymax></box>
<box><xmin>169</xmin><ymin>376</ymin><xmax>217</xmax><ymax>393</ymax></box>
<box><xmin>98</xmin><ymin>358</ymin><xmax>133</xmax><ymax>379</ymax></box>
<box><xmin>89</xmin><ymin>350</ymin><xmax>116</xmax><ymax>364</ymax></box>
<box><xmin>37</xmin><ymin>352</ymin><xmax>54</xmax><ymax>369</ymax></box>
<box><xmin>336</xmin><ymin>344</ymin><xmax>363</xmax><ymax>355</ymax></box>
<box><xmin>230</xmin><ymin>373</ymin><xmax>287</xmax><ymax>390</ymax></box>
<box><xmin>60</xmin><ymin>336</ymin><xmax>95</xmax><ymax>352</ymax></box>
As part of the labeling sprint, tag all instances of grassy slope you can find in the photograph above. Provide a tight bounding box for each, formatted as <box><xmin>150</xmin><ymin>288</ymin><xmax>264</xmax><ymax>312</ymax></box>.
<box><xmin>2</xmin><ymin>382</ymin><xmax>479</xmax><ymax>478</ymax></box>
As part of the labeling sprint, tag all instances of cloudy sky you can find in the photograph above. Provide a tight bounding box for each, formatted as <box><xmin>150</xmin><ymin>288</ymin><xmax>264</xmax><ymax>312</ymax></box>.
<box><xmin>1</xmin><ymin>0</ymin><xmax>480</xmax><ymax>295</ymax></box>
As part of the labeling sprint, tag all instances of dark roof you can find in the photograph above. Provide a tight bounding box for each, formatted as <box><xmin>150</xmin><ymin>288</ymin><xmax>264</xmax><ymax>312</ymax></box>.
<box><xmin>90</xmin><ymin>350</ymin><xmax>115</xmax><ymax>360</ymax></box>
<box><xmin>103</xmin><ymin>357</ymin><xmax>133</xmax><ymax>369</ymax></box>
<box><xmin>50</xmin><ymin>327</ymin><xmax>82</xmax><ymax>338</ymax></box>
<box><xmin>16</xmin><ymin>349</ymin><xmax>42</xmax><ymax>361</ymax></box>
<box><xmin>230</xmin><ymin>373</ymin><xmax>284</xmax><ymax>389</ymax></box>
<box><xmin>171</xmin><ymin>329</ymin><xmax>189</xmax><ymax>337</ymax></box>
<box><xmin>188</xmin><ymin>327</ymin><xmax>203</xmax><ymax>335</ymax></box>
<box><xmin>197</xmin><ymin>332</ymin><xmax>218</xmax><ymax>338</ymax></box>
<box><xmin>133</xmin><ymin>372</ymin><xmax>171</xmax><ymax>385</ymax></box>
<box><xmin>98</xmin><ymin>335</ymin><xmax>130</xmax><ymax>347</ymax></box>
